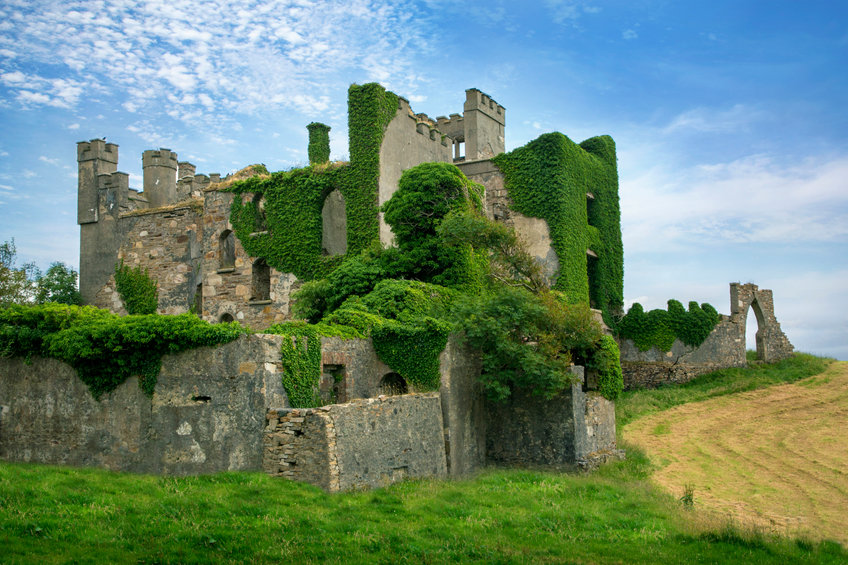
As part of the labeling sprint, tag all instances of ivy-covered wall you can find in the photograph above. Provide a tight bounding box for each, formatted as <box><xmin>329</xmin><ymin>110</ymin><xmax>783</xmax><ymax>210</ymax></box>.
<box><xmin>227</xmin><ymin>83</ymin><xmax>398</xmax><ymax>282</ymax></box>
<box><xmin>492</xmin><ymin>133</ymin><xmax>623</xmax><ymax>323</ymax></box>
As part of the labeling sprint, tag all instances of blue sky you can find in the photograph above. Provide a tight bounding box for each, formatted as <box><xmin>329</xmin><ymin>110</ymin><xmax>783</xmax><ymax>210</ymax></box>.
<box><xmin>1</xmin><ymin>0</ymin><xmax>846</xmax><ymax>358</ymax></box>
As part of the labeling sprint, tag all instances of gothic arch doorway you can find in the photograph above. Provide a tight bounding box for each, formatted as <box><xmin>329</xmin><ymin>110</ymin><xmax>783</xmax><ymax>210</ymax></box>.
<box><xmin>745</xmin><ymin>299</ymin><xmax>767</xmax><ymax>361</ymax></box>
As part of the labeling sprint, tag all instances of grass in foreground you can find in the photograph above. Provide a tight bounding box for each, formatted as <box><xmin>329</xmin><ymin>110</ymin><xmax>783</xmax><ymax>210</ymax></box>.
<box><xmin>616</xmin><ymin>352</ymin><xmax>833</xmax><ymax>427</ymax></box>
<box><xmin>1</xmin><ymin>454</ymin><xmax>845</xmax><ymax>563</ymax></box>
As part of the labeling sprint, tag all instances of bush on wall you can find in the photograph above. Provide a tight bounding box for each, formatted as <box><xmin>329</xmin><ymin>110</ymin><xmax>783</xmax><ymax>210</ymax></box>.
<box><xmin>114</xmin><ymin>260</ymin><xmax>158</xmax><ymax>315</ymax></box>
<box><xmin>615</xmin><ymin>300</ymin><xmax>720</xmax><ymax>352</ymax></box>
<box><xmin>0</xmin><ymin>303</ymin><xmax>245</xmax><ymax>399</ymax></box>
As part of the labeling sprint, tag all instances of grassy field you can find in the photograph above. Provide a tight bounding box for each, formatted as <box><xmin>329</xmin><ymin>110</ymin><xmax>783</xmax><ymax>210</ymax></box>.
<box><xmin>1</xmin><ymin>353</ymin><xmax>844</xmax><ymax>564</ymax></box>
<box><xmin>623</xmin><ymin>359</ymin><xmax>848</xmax><ymax>545</ymax></box>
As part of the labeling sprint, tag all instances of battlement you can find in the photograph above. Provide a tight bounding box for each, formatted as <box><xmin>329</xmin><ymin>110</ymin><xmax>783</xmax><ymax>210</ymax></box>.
<box><xmin>142</xmin><ymin>148</ymin><xmax>178</xmax><ymax>170</ymax></box>
<box><xmin>77</xmin><ymin>139</ymin><xmax>118</xmax><ymax>164</ymax></box>
<box><xmin>436</xmin><ymin>113</ymin><xmax>465</xmax><ymax>142</ymax></box>
<box><xmin>464</xmin><ymin>88</ymin><xmax>505</xmax><ymax>125</ymax></box>
<box><xmin>178</xmin><ymin>161</ymin><xmax>196</xmax><ymax>180</ymax></box>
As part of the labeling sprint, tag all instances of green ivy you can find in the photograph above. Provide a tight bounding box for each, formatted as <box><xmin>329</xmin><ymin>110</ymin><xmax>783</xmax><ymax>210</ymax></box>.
<box><xmin>492</xmin><ymin>133</ymin><xmax>623</xmax><ymax>325</ymax></box>
<box><xmin>227</xmin><ymin>83</ymin><xmax>397</xmax><ymax>283</ymax></box>
<box><xmin>615</xmin><ymin>300</ymin><xmax>720</xmax><ymax>352</ymax></box>
<box><xmin>588</xmin><ymin>335</ymin><xmax>623</xmax><ymax>400</ymax></box>
<box><xmin>306</xmin><ymin>122</ymin><xmax>331</xmax><ymax>165</ymax></box>
<box><xmin>372</xmin><ymin>317</ymin><xmax>452</xmax><ymax>392</ymax></box>
<box><xmin>114</xmin><ymin>260</ymin><xmax>158</xmax><ymax>315</ymax></box>
<box><xmin>0</xmin><ymin>303</ymin><xmax>245</xmax><ymax>399</ymax></box>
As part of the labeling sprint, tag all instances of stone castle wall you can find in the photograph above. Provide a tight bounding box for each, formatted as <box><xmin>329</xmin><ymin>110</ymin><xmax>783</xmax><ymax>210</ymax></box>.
<box><xmin>619</xmin><ymin>283</ymin><xmax>794</xmax><ymax>389</ymax></box>
<box><xmin>0</xmin><ymin>332</ymin><xmax>619</xmax><ymax>490</ymax></box>
<box><xmin>263</xmin><ymin>393</ymin><xmax>448</xmax><ymax>492</ymax></box>
<box><xmin>0</xmin><ymin>335</ymin><xmax>287</xmax><ymax>474</ymax></box>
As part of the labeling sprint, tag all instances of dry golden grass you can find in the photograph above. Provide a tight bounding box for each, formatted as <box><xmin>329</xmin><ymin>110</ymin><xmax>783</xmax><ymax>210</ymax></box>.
<box><xmin>623</xmin><ymin>361</ymin><xmax>848</xmax><ymax>545</ymax></box>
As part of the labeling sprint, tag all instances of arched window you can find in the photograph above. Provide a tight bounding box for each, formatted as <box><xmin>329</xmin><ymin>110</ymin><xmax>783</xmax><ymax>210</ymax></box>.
<box><xmin>251</xmin><ymin>258</ymin><xmax>271</xmax><ymax>302</ymax></box>
<box><xmin>378</xmin><ymin>372</ymin><xmax>408</xmax><ymax>396</ymax></box>
<box><xmin>219</xmin><ymin>230</ymin><xmax>235</xmax><ymax>270</ymax></box>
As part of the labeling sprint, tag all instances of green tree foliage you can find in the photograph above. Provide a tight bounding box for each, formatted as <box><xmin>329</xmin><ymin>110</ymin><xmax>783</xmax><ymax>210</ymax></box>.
<box><xmin>35</xmin><ymin>262</ymin><xmax>81</xmax><ymax>305</ymax></box>
<box><xmin>0</xmin><ymin>239</ymin><xmax>38</xmax><ymax>306</ymax></box>
<box><xmin>381</xmin><ymin>162</ymin><xmax>486</xmax><ymax>291</ymax></box>
<box><xmin>453</xmin><ymin>287</ymin><xmax>606</xmax><ymax>401</ymax></box>
<box><xmin>114</xmin><ymin>260</ymin><xmax>159</xmax><ymax>315</ymax></box>
<box><xmin>0</xmin><ymin>303</ymin><xmax>245</xmax><ymax>398</ymax></box>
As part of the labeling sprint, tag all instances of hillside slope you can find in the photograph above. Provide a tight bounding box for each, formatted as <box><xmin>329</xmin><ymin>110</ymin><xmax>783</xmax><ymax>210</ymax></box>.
<box><xmin>623</xmin><ymin>361</ymin><xmax>848</xmax><ymax>544</ymax></box>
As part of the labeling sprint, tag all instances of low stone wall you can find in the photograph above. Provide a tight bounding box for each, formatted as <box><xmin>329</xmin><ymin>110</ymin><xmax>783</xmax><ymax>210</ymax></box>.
<box><xmin>619</xmin><ymin>283</ymin><xmax>795</xmax><ymax>389</ymax></box>
<box><xmin>263</xmin><ymin>393</ymin><xmax>447</xmax><ymax>492</ymax></box>
<box><xmin>0</xmin><ymin>335</ymin><xmax>287</xmax><ymax>474</ymax></box>
<box><xmin>485</xmin><ymin>368</ymin><xmax>618</xmax><ymax>468</ymax></box>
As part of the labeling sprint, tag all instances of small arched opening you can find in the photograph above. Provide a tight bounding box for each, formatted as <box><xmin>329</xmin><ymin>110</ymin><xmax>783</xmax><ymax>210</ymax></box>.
<box><xmin>378</xmin><ymin>372</ymin><xmax>408</xmax><ymax>396</ymax></box>
<box><xmin>745</xmin><ymin>300</ymin><xmax>767</xmax><ymax>361</ymax></box>
<box><xmin>251</xmin><ymin>258</ymin><xmax>271</xmax><ymax>302</ymax></box>
<box><xmin>219</xmin><ymin>313</ymin><xmax>234</xmax><ymax>323</ymax></box>
<box><xmin>219</xmin><ymin>230</ymin><xmax>235</xmax><ymax>270</ymax></box>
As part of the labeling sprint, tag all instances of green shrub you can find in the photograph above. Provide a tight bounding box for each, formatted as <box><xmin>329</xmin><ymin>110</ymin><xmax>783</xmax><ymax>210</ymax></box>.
<box><xmin>588</xmin><ymin>335</ymin><xmax>623</xmax><ymax>400</ymax></box>
<box><xmin>453</xmin><ymin>287</ymin><xmax>603</xmax><ymax>402</ymax></box>
<box><xmin>615</xmin><ymin>300</ymin><xmax>720</xmax><ymax>351</ymax></box>
<box><xmin>0</xmin><ymin>303</ymin><xmax>245</xmax><ymax>398</ymax></box>
<box><xmin>114</xmin><ymin>260</ymin><xmax>158</xmax><ymax>315</ymax></box>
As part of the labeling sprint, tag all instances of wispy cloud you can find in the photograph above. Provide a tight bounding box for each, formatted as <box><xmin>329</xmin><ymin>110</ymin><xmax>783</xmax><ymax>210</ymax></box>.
<box><xmin>544</xmin><ymin>1</ymin><xmax>601</xmax><ymax>25</ymax></box>
<box><xmin>622</xmin><ymin>153</ymin><xmax>848</xmax><ymax>251</ymax></box>
<box><xmin>38</xmin><ymin>155</ymin><xmax>59</xmax><ymax>165</ymax></box>
<box><xmin>0</xmin><ymin>0</ymin><xmax>430</xmax><ymax>128</ymax></box>
<box><xmin>662</xmin><ymin>104</ymin><xmax>764</xmax><ymax>134</ymax></box>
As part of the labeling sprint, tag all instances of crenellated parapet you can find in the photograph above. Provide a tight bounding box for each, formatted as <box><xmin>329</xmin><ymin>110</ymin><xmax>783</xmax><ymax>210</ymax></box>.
<box><xmin>464</xmin><ymin>88</ymin><xmax>505</xmax><ymax>125</ymax></box>
<box><xmin>142</xmin><ymin>148</ymin><xmax>179</xmax><ymax>208</ymax></box>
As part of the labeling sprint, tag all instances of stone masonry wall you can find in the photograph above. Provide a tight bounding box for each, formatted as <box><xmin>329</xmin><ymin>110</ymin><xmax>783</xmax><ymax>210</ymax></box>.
<box><xmin>485</xmin><ymin>367</ymin><xmax>618</xmax><ymax>468</ymax></box>
<box><xmin>94</xmin><ymin>205</ymin><xmax>204</xmax><ymax>315</ymax></box>
<box><xmin>0</xmin><ymin>335</ymin><xmax>287</xmax><ymax>475</ymax></box>
<box><xmin>619</xmin><ymin>283</ymin><xmax>794</xmax><ymax>390</ymax></box>
<box><xmin>263</xmin><ymin>393</ymin><xmax>447</xmax><ymax>492</ymax></box>
<box><xmin>200</xmin><ymin>188</ymin><xmax>297</xmax><ymax>330</ymax></box>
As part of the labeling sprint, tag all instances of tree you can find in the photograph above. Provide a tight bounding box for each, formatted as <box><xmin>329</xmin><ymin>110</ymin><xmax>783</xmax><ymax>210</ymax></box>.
<box><xmin>35</xmin><ymin>262</ymin><xmax>82</xmax><ymax>305</ymax></box>
<box><xmin>0</xmin><ymin>239</ymin><xmax>39</xmax><ymax>307</ymax></box>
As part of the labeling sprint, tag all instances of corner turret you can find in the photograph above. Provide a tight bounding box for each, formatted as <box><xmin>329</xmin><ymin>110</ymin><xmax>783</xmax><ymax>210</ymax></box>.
<box><xmin>77</xmin><ymin>139</ymin><xmax>118</xmax><ymax>224</ymax></box>
<box><xmin>142</xmin><ymin>148</ymin><xmax>178</xmax><ymax>207</ymax></box>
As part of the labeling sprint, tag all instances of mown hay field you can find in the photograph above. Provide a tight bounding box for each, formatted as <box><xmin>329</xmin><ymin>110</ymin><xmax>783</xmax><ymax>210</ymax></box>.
<box><xmin>623</xmin><ymin>361</ymin><xmax>848</xmax><ymax>544</ymax></box>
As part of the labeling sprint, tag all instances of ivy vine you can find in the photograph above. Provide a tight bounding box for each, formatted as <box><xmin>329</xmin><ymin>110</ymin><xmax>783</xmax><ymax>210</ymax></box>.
<box><xmin>615</xmin><ymin>300</ymin><xmax>720</xmax><ymax>352</ymax></box>
<box><xmin>0</xmin><ymin>303</ymin><xmax>245</xmax><ymax>399</ymax></box>
<box><xmin>114</xmin><ymin>260</ymin><xmax>158</xmax><ymax>315</ymax></box>
<box><xmin>492</xmin><ymin>133</ymin><xmax>623</xmax><ymax>325</ymax></box>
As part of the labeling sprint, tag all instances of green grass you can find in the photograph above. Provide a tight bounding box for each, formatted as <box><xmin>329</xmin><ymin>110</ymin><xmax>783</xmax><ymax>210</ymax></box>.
<box><xmin>617</xmin><ymin>353</ymin><xmax>833</xmax><ymax>427</ymax></box>
<box><xmin>1</xmin><ymin>353</ymin><xmax>842</xmax><ymax>564</ymax></box>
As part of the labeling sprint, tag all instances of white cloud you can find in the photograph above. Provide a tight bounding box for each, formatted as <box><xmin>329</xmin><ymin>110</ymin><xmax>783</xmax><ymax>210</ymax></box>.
<box><xmin>68</xmin><ymin>123</ymin><xmax>80</xmax><ymax>130</ymax></box>
<box><xmin>663</xmin><ymin>104</ymin><xmax>764</xmax><ymax>134</ymax></box>
<box><xmin>0</xmin><ymin>183</ymin><xmax>13</xmax><ymax>191</ymax></box>
<box><xmin>622</xmin><ymin>29</ymin><xmax>638</xmax><ymax>40</ymax></box>
<box><xmin>0</xmin><ymin>0</ymin><xmax>432</xmax><ymax>128</ymax></box>
<box><xmin>38</xmin><ymin>155</ymin><xmax>60</xmax><ymax>165</ymax></box>
<box><xmin>621</xmin><ymin>153</ymin><xmax>848</xmax><ymax>252</ymax></box>
<box><xmin>0</xmin><ymin>150</ymin><xmax>8</xmax><ymax>157</ymax></box>
<box><xmin>544</xmin><ymin>1</ymin><xmax>600</xmax><ymax>25</ymax></box>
